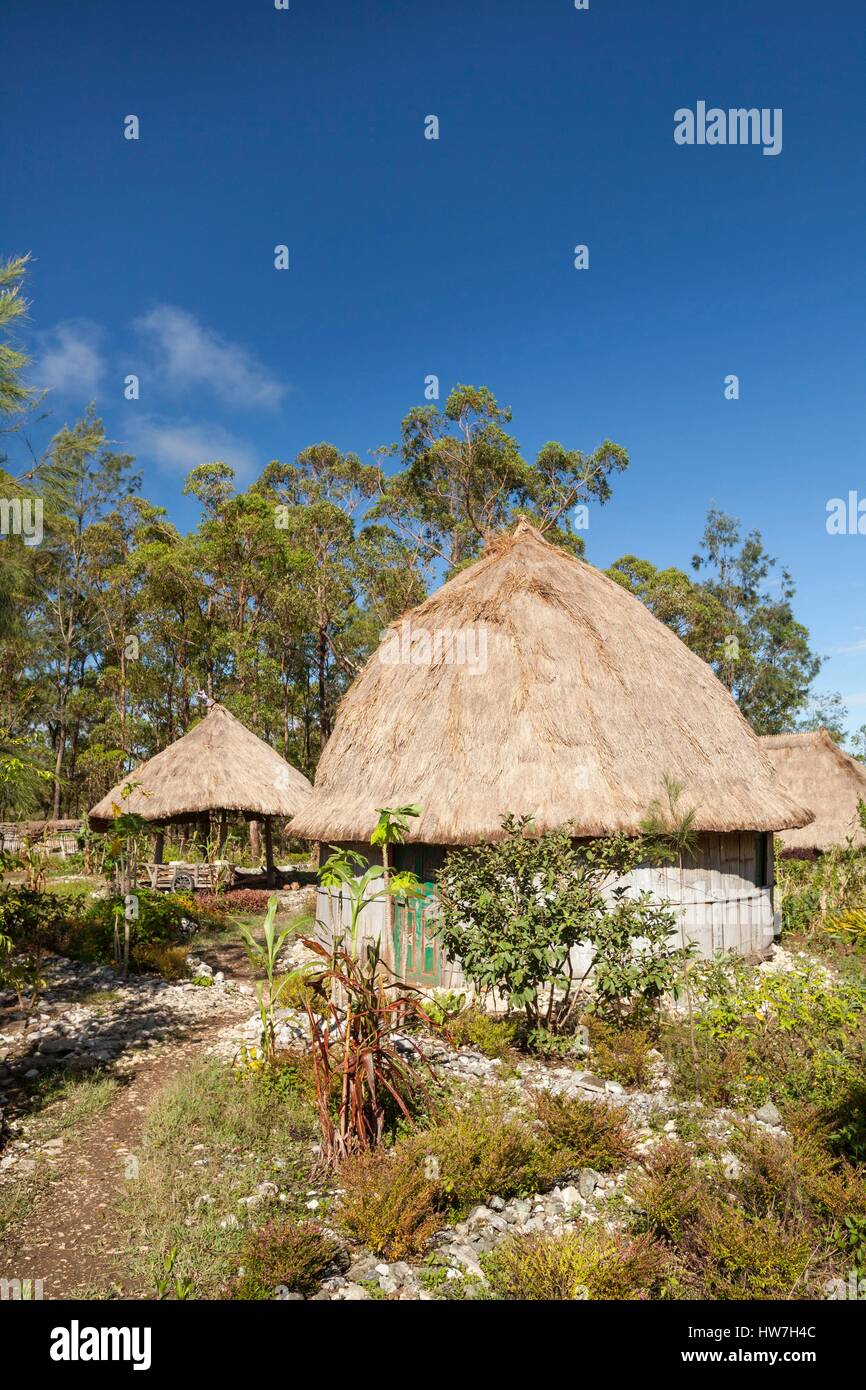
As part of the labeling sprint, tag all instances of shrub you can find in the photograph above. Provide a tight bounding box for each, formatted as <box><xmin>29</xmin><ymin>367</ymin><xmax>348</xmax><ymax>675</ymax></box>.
<box><xmin>70</xmin><ymin>890</ymin><xmax>195</xmax><ymax>966</ymax></box>
<box><xmin>131</xmin><ymin>942</ymin><xmax>189</xmax><ymax>980</ymax></box>
<box><xmin>338</xmin><ymin>1146</ymin><xmax>442</xmax><ymax>1259</ymax></box>
<box><xmin>662</xmin><ymin>956</ymin><xmax>866</xmax><ymax>1110</ymax></box>
<box><xmin>777</xmin><ymin>844</ymin><xmax>866</xmax><ymax>939</ymax></box>
<box><xmin>0</xmin><ymin>886</ymin><xmax>78</xmax><ymax>950</ymax></box>
<box><xmin>279</xmin><ymin>967</ymin><xmax>326</xmax><ymax>1016</ymax></box>
<box><xmin>484</xmin><ymin>1227</ymin><xmax>673</xmax><ymax>1301</ymax></box>
<box><xmin>628</xmin><ymin>1140</ymin><xmax>704</xmax><ymax>1243</ymax></box>
<box><xmin>586</xmin><ymin>1017</ymin><xmax>652</xmax><ymax>1088</ymax></box>
<box><xmin>197</xmin><ymin>889</ymin><xmax>300</xmax><ymax>917</ymax></box>
<box><xmin>231</xmin><ymin>1218</ymin><xmax>339</xmax><ymax>1298</ymax></box>
<box><xmin>535</xmin><ymin>1090</ymin><xmax>635</xmax><ymax>1173</ymax></box>
<box><xmin>681</xmin><ymin>1199</ymin><xmax>816</xmax><ymax>1300</ymax></box>
<box><xmin>405</xmin><ymin>1093</ymin><xmax>557</xmax><ymax>1211</ymax></box>
<box><xmin>449</xmin><ymin>1008</ymin><xmax>515</xmax><ymax>1058</ymax></box>
<box><xmin>436</xmin><ymin>817</ymin><xmax>682</xmax><ymax>1025</ymax></box>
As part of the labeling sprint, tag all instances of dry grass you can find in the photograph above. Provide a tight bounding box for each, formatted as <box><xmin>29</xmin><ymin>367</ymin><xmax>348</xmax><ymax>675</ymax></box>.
<box><xmin>291</xmin><ymin>519</ymin><xmax>811</xmax><ymax>845</ymax></box>
<box><xmin>761</xmin><ymin>729</ymin><xmax>866</xmax><ymax>852</ymax></box>
<box><xmin>89</xmin><ymin>702</ymin><xmax>312</xmax><ymax>827</ymax></box>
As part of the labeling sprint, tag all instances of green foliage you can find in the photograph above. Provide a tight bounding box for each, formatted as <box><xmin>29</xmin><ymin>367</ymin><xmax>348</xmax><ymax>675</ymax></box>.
<box><xmin>0</xmin><ymin>885</ymin><xmax>76</xmax><ymax>947</ymax></box>
<box><xmin>776</xmin><ymin>844</ymin><xmax>866</xmax><ymax>938</ymax></box>
<box><xmin>483</xmin><ymin>1228</ymin><xmax>672</xmax><ymax>1301</ymax></box>
<box><xmin>662</xmin><ymin>956</ymin><xmax>866</xmax><ymax>1109</ymax></box>
<box><xmin>534</xmin><ymin>1090</ymin><xmax>636</xmax><ymax>1173</ymax></box>
<box><xmin>236</xmin><ymin>896</ymin><xmax>298</xmax><ymax>1061</ymax></box>
<box><xmin>419</xmin><ymin>989</ymin><xmax>466</xmax><ymax>1027</ymax></box>
<box><xmin>437</xmin><ymin>816</ymin><xmax>681</xmax><ymax>1026</ymax></box>
<box><xmin>338</xmin><ymin>1146</ymin><xmax>442</xmax><ymax>1259</ymax></box>
<box><xmin>448</xmin><ymin>1007</ymin><xmax>515</xmax><ymax>1057</ymax></box>
<box><xmin>586</xmin><ymin>1016</ymin><xmax>653</xmax><ymax>1089</ymax></box>
<box><xmin>230</xmin><ymin>1219</ymin><xmax>339</xmax><ymax>1299</ymax></box>
<box><xmin>371</xmin><ymin>383</ymin><xmax>628</xmax><ymax>572</ymax></box>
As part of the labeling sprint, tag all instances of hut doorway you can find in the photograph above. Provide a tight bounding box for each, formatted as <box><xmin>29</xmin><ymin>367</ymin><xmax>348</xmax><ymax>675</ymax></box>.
<box><xmin>393</xmin><ymin>883</ymin><xmax>441</xmax><ymax>987</ymax></box>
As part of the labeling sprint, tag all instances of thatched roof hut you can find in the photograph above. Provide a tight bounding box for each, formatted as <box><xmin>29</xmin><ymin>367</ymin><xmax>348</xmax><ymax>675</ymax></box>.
<box><xmin>292</xmin><ymin>520</ymin><xmax>812</xmax><ymax>971</ymax></box>
<box><xmin>291</xmin><ymin>520</ymin><xmax>810</xmax><ymax>846</ymax></box>
<box><xmin>759</xmin><ymin>729</ymin><xmax>866</xmax><ymax>853</ymax></box>
<box><xmin>89</xmin><ymin>702</ymin><xmax>312</xmax><ymax>830</ymax></box>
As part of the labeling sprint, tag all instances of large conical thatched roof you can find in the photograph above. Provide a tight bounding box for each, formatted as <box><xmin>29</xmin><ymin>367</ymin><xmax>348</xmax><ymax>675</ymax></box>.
<box><xmin>290</xmin><ymin>519</ymin><xmax>812</xmax><ymax>845</ymax></box>
<box><xmin>88</xmin><ymin>703</ymin><xmax>312</xmax><ymax>829</ymax></box>
<box><xmin>759</xmin><ymin>729</ymin><xmax>866</xmax><ymax>852</ymax></box>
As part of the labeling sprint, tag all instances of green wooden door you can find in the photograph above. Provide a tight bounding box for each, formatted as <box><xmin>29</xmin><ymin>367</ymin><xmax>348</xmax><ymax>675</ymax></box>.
<box><xmin>393</xmin><ymin>883</ymin><xmax>440</xmax><ymax>987</ymax></box>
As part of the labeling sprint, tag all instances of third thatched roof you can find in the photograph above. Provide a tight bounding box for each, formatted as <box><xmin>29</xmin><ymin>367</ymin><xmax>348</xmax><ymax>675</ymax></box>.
<box><xmin>759</xmin><ymin>729</ymin><xmax>866</xmax><ymax>851</ymax></box>
<box><xmin>290</xmin><ymin>519</ymin><xmax>812</xmax><ymax>845</ymax></box>
<box><xmin>89</xmin><ymin>702</ymin><xmax>312</xmax><ymax>829</ymax></box>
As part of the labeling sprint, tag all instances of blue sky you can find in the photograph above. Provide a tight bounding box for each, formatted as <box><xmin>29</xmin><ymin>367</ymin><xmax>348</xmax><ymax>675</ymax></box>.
<box><xmin>4</xmin><ymin>0</ymin><xmax>865</xmax><ymax>727</ymax></box>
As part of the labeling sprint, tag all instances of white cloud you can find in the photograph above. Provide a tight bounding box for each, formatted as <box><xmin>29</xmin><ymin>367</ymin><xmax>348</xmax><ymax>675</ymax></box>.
<box><xmin>126</xmin><ymin>416</ymin><xmax>258</xmax><ymax>481</ymax></box>
<box><xmin>829</xmin><ymin>639</ymin><xmax>866</xmax><ymax>655</ymax></box>
<box><xmin>135</xmin><ymin>305</ymin><xmax>287</xmax><ymax>409</ymax></box>
<box><xmin>36</xmin><ymin>319</ymin><xmax>107</xmax><ymax>400</ymax></box>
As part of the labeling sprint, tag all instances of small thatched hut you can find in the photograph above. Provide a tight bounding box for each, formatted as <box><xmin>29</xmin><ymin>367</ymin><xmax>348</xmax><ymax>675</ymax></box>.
<box><xmin>89</xmin><ymin>702</ymin><xmax>312</xmax><ymax>882</ymax></box>
<box><xmin>759</xmin><ymin>729</ymin><xmax>866</xmax><ymax>855</ymax></box>
<box><xmin>290</xmin><ymin>520</ymin><xmax>812</xmax><ymax>980</ymax></box>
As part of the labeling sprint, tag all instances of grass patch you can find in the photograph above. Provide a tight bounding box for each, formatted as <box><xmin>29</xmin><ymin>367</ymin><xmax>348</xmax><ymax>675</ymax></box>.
<box><xmin>119</xmin><ymin>1058</ymin><xmax>318</xmax><ymax>1297</ymax></box>
<box><xmin>26</xmin><ymin>1072</ymin><xmax>120</xmax><ymax>1143</ymax></box>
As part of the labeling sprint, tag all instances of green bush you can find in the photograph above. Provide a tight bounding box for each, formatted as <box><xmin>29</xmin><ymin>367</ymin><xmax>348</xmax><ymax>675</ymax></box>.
<box><xmin>0</xmin><ymin>886</ymin><xmax>78</xmax><ymax>949</ymax></box>
<box><xmin>628</xmin><ymin>1140</ymin><xmax>704</xmax><ymax>1243</ymax></box>
<box><xmin>535</xmin><ymin>1090</ymin><xmax>635</xmax><ymax>1173</ymax></box>
<box><xmin>777</xmin><ymin>844</ymin><xmax>866</xmax><ymax>939</ymax></box>
<box><xmin>230</xmin><ymin>1218</ymin><xmax>339</xmax><ymax>1298</ymax></box>
<box><xmin>338</xmin><ymin>1146</ymin><xmax>442</xmax><ymax>1259</ymax></box>
<box><xmin>436</xmin><ymin>818</ymin><xmax>682</xmax><ymax>1025</ymax></box>
<box><xmin>406</xmin><ymin>1092</ymin><xmax>558</xmax><ymax>1211</ymax></box>
<box><xmin>662</xmin><ymin>956</ymin><xmax>866</xmax><ymax>1110</ymax></box>
<box><xmin>586</xmin><ymin>1016</ymin><xmax>652</xmax><ymax>1088</ymax></box>
<box><xmin>484</xmin><ymin>1227</ymin><xmax>673</xmax><ymax>1300</ymax></box>
<box><xmin>449</xmin><ymin>1008</ymin><xmax>515</xmax><ymax>1058</ymax></box>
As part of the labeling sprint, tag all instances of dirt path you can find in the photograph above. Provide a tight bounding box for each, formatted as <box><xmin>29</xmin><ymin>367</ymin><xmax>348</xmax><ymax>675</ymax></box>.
<box><xmin>0</xmin><ymin>1003</ymin><xmax>246</xmax><ymax>1299</ymax></box>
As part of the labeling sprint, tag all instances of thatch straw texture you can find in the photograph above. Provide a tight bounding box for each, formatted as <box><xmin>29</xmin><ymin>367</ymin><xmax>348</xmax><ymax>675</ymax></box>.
<box><xmin>759</xmin><ymin>729</ymin><xmax>866</xmax><ymax>851</ymax></box>
<box><xmin>88</xmin><ymin>703</ymin><xmax>312</xmax><ymax>829</ymax></box>
<box><xmin>290</xmin><ymin>519</ymin><xmax>812</xmax><ymax>845</ymax></box>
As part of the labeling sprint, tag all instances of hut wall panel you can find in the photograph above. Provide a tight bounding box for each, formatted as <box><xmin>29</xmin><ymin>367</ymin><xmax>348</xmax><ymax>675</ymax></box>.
<box><xmin>317</xmin><ymin>831</ymin><xmax>775</xmax><ymax>992</ymax></box>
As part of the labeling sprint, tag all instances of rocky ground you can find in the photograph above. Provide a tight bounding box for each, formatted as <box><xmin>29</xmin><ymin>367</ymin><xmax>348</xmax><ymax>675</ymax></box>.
<box><xmin>0</xmin><ymin>937</ymin><xmax>795</xmax><ymax>1300</ymax></box>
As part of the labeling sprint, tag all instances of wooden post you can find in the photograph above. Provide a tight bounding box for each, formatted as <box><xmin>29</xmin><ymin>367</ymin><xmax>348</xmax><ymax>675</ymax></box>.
<box><xmin>153</xmin><ymin>830</ymin><xmax>165</xmax><ymax>865</ymax></box>
<box><xmin>264</xmin><ymin>818</ymin><xmax>276</xmax><ymax>888</ymax></box>
<box><xmin>217</xmin><ymin>812</ymin><xmax>228</xmax><ymax>854</ymax></box>
<box><xmin>249</xmin><ymin>818</ymin><xmax>261</xmax><ymax>864</ymax></box>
